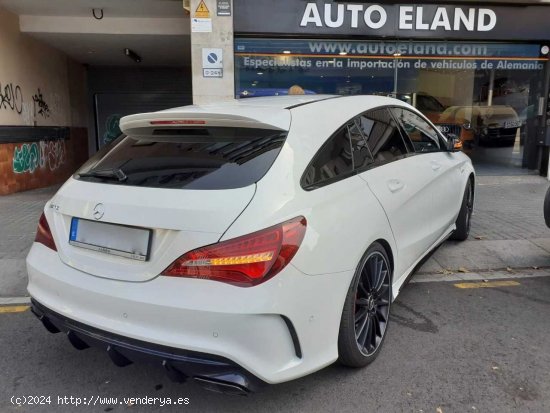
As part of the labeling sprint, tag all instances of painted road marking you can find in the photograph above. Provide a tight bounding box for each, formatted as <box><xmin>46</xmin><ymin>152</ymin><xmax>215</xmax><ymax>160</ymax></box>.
<box><xmin>0</xmin><ymin>305</ymin><xmax>30</xmax><ymax>313</ymax></box>
<box><xmin>0</xmin><ymin>297</ymin><xmax>31</xmax><ymax>306</ymax></box>
<box><xmin>454</xmin><ymin>280</ymin><xmax>520</xmax><ymax>289</ymax></box>
<box><xmin>411</xmin><ymin>268</ymin><xmax>550</xmax><ymax>284</ymax></box>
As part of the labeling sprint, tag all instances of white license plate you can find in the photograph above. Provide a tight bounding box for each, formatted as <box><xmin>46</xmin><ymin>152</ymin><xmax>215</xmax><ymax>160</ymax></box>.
<box><xmin>69</xmin><ymin>218</ymin><xmax>152</xmax><ymax>261</ymax></box>
<box><xmin>505</xmin><ymin>120</ymin><xmax>521</xmax><ymax>129</ymax></box>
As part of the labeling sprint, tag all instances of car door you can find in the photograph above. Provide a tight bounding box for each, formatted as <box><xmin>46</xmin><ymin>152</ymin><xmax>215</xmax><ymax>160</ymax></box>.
<box><xmin>391</xmin><ymin>107</ymin><xmax>464</xmax><ymax>239</ymax></box>
<box><xmin>354</xmin><ymin>108</ymin><xmax>438</xmax><ymax>280</ymax></box>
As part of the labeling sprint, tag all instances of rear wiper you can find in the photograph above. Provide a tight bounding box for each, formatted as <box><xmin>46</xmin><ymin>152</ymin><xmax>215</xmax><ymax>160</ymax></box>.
<box><xmin>78</xmin><ymin>168</ymin><xmax>128</xmax><ymax>182</ymax></box>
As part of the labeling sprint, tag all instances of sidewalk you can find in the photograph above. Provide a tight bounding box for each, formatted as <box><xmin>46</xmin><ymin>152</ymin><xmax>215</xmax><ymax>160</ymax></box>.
<box><xmin>419</xmin><ymin>174</ymin><xmax>550</xmax><ymax>275</ymax></box>
<box><xmin>1</xmin><ymin>175</ymin><xmax>549</xmax><ymax>297</ymax></box>
<box><xmin>0</xmin><ymin>186</ymin><xmax>59</xmax><ymax>297</ymax></box>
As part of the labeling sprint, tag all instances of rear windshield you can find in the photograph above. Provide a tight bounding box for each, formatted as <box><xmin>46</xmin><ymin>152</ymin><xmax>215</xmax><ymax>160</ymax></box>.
<box><xmin>75</xmin><ymin>127</ymin><xmax>287</xmax><ymax>190</ymax></box>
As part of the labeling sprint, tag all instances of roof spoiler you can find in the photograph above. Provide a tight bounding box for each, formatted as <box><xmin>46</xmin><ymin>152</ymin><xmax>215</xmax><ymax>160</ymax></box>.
<box><xmin>120</xmin><ymin>111</ymin><xmax>289</xmax><ymax>137</ymax></box>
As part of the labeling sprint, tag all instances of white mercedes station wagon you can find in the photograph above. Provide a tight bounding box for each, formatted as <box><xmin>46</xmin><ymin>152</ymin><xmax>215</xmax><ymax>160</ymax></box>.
<box><xmin>27</xmin><ymin>95</ymin><xmax>475</xmax><ymax>395</ymax></box>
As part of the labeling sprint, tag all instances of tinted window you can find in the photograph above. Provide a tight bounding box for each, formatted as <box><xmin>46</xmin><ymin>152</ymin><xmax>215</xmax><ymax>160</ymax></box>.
<box><xmin>348</xmin><ymin>121</ymin><xmax>373</xmax><ymax>170</ymax></box>
<box><xmin>302</xmin><ymin>125</ymin><xmax>354</xmax><ymax>188</ymax></box>
<box><xmin>392</xmin><ymin>108</ymin><xmax>441</xmax><ymax>153</ymax></box>
<box><xmin>75</xmin><ymin>127</ymin><xmax>287</xmax><ymax>190</ymax></box>
<box><xmin>356</xmin><ymin>109</ymin><xmax>409</xmax><ymax>165</ymax></box>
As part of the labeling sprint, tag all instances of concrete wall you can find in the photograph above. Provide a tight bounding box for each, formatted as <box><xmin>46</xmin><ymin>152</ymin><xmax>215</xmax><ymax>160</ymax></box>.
<box><xmin>0</xmin><ymin>8</ymin><xmax>87</xmax><ymax>127</ymax></box>
<box><xmin>0</xmin><ymin>7</ymin><xmax>89</xmax><ymax>194</ymax></box>
<box><xmin>190</xmin><ymin>0</ymin><xmax>235</xmax><ymax>104</ymax></box>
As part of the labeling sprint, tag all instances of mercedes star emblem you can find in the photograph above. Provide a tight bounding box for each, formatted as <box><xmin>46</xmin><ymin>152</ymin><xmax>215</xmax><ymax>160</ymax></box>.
<box><xmin>93</xmin><ymin>203</ymin><xmax>105</xmax><ymax>220</ymax></box>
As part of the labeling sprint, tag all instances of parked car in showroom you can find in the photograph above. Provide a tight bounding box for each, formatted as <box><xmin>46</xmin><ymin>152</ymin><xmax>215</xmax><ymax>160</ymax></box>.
<box><xmin>27</xmin><ymin>95</ymin><xmax>475</xmax><ymax>394</ymax></box>
<box><xmin>436</xmin><ymin>105</ymin><xmax>521</xmax><ymax>147</ymax></box>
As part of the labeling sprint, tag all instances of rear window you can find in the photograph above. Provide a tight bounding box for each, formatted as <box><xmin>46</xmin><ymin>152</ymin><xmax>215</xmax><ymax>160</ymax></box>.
<box><xmin>75</xmin><ymin>127</ymin><xmax>287</xmax><ymax>190</ymax></box>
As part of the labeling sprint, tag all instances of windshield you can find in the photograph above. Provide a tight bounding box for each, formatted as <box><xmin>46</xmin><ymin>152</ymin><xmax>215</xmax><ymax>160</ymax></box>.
<box><xmin>75</xmin><ymin>127</ymin><xmax>287</xmax><ymax>190</ymax></box>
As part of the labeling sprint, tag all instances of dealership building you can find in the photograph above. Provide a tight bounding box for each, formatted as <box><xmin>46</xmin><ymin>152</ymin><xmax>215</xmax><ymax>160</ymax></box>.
<box><xmin>0</xmin><ymin>0</ymin><xmax>549</xmax><ymax>194</ymax></box>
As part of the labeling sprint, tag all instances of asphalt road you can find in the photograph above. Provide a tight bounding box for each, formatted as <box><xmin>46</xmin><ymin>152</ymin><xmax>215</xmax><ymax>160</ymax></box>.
<box><xmin>1</xmin><ymin>275</ymin><xmax>549</xmax><ymax>413</ymax></box>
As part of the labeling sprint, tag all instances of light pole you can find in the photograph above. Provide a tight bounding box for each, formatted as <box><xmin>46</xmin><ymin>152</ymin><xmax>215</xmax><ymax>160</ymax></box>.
<box><xmin>393</xmin><ymin>53</ymin><xmax>401</xmax><ymax>97</ymax></box>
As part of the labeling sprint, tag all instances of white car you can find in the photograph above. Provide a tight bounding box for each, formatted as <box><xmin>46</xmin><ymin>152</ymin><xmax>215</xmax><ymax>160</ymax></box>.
<box><xmin>27</xmin><ymin>95</ymin><xmax>475</xmax><ymax>395</ymax></box>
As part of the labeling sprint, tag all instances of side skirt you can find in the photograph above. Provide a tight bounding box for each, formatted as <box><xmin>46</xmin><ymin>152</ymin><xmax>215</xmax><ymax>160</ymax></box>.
<box><xmin>391</xmin><ymin>225</ymin><xmax>455</xmax><ymax>300</ymax></box>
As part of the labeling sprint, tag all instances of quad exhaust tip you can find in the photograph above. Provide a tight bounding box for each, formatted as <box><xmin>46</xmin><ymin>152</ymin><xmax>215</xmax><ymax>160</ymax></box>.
<box><xmin>194</xmin><ymin>377</ymin><xmax>250</xmax><ymax>396</ymax></box>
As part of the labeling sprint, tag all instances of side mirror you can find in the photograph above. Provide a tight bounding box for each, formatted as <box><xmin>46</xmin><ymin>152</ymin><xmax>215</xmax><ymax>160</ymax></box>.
<box><xmin>446</xmin><ymin>133</ymin><xmax>463</xmax><ymax>152</ymax></box>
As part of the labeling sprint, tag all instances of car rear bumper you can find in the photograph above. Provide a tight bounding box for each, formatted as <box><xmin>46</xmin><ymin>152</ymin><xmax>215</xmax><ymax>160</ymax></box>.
<box><xmin>30</xmin><ymin>298</ymin><xmax>264</xmax><ymax>395</ymax></box>
<box><xmin>27</xmin><ymin>243</ymin><xmax>353</xmax><ymax>385</ymax></box>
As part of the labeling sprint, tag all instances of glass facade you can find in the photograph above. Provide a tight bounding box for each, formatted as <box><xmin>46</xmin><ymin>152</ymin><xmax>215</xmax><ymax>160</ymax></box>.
<box><xmin>235</xmin><ymin>39</ymin><xmax>549</xmax><ymax>174</ymax></box>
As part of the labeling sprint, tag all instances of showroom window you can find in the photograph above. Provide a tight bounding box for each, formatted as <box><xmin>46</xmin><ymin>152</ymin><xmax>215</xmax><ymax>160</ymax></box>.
<box><xmin>235</xmin><ymin>38</ymin><xmax>547</xmax><ymax>172</ymax></box>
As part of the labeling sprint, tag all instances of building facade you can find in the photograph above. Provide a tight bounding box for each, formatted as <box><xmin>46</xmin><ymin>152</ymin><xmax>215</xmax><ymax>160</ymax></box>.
<box><xmin>226</xmin><ymin>1</ymin><xmax>550</xmax><ymax>176</ymax></box>
<box><xmin>0</xmin><ymin>0</ymin><xmax>191</xmax><ymax>194</ymax></box>
<box><xmin>0</xmin><ymin>7</ymin><xmax>89</xmax><ymax>194</ymax></box>
<box><xmin>1</xmin><ymin>0</ymin><xmax>550</xmax><ymax>194</ymax></box>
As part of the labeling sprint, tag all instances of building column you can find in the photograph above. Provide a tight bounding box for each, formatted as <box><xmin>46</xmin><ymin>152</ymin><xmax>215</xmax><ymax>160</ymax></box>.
<box><xmin>189</xmin><ymin>0</ymin><xmax>235</xmax><ymax>105</ymax></box>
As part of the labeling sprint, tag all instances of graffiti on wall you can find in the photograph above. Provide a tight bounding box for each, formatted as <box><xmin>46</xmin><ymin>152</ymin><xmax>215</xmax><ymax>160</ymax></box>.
<box><xmin>32</xmin><ymin>89</ymin><xmax>50</xmax><ymax>118</ymax></box>
<box><xmin>0</xmin><ymin>83</ymin><xmax>23</xmax><ymax>114</ymax></box>
<box><xmin>13</xmin><ymin>143</ymin><xmax>40</xmax><ymax>174</ymax></box>
<box><xmin>1</xmin><ymin>83</ymin><xmax>56</xmax><ymax>120</ymax></box>
<box><xmin>103</xmin><ymin>114</ymin><xmax>122</xmax><ymax>146</ymax></box>
<box><xmin>12</xmin><ymin>140</ymin><xmax>66</xmax><ymax>174</ymax></box>
<box><xmin>40</xmin><ymin>140</ymin><xmax>66</xmax><ymax>171</ymax></box>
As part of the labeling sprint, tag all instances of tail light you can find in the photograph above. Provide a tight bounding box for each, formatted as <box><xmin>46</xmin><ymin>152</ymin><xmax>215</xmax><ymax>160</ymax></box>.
<box><xmin>35</xmin><ymin>213</ymin><xmax>57</xmax><ymax>251</ymax></box>
<box><xmin>162</xmin><ymin>216</ymin><xmax>307</xmax><ymax>287</ymax></box>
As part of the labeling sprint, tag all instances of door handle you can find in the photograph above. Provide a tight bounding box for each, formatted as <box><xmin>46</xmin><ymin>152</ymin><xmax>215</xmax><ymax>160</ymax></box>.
<box><xmin>387</xmin><ymin>179</ymin><xmax>404</xmax><ymax>193</ymax></box>
<box><xmin>431</xmin><ymin>161</ymin><xmax>442</xmax><ymax>171</ymax></box>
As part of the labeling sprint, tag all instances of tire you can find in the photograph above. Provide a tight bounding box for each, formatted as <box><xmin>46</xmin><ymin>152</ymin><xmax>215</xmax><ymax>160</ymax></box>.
<box><xmin>338</xmin><ymin>242</ymin><xmax>392</xmax><ymax>368</ymax></box>
<box><xmin>450</xmin><ymin>179</ymin><xmax>474</xmax><ymax>241</ymax></box>
<box><xmin>544</xmin><ymin>187</ymin><xmax>550</xmax><ymax>228</ymax></box>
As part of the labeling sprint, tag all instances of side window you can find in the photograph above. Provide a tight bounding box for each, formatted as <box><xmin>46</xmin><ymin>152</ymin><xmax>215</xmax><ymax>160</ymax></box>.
<box><xmin>348</xmin><ymin>121</ymin><xmax>373</xmax><ymax>170</ymax></box>
<box><xmin>302</xmin><ymin>125</ymin><xmax>354</xmax><ymax>188</ymax></box>
<box><xmin>356</xmin><ymin>109</ymin><xmax>409</xmax><ymax>166</ymax></box>
<box><xmin>392</xmin><ymin>108</ymin><xmax>442</xmax><ymax>153</ymax></box>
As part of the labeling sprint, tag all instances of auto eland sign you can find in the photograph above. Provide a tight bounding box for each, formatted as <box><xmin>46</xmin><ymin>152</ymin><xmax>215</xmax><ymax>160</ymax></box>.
<box><xmin>300</xmin><ymin>4</ymin><xmax>497</xmax><ymax>32</ymax></box>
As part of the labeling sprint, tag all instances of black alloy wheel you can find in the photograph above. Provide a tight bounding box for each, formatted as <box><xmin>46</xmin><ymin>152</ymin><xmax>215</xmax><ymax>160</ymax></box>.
<box><xmin>338</xmin><ymin>243</ymin><xmax>392</xmax><ymax>367</ymax></box>
<box><xmin>465</xmin><ymin>183</ymin><xmax>474</xmax><ymax>230</ymax></box>
<box><xmin>354</xmin><ymin>251</ymin><xmax>391</xmax><ymax>356</ymax></box>
<box><xmin>450</xmin><ymin>179</ymin><xmax>474</xmax><ymax>241</ymax></box>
